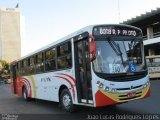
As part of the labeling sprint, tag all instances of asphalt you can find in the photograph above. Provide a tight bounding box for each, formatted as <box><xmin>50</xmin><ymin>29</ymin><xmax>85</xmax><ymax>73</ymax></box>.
<box><xmin>0</xmin><ymin>80</ymin><xmax>160</xmax><ymax>120</ymax></box>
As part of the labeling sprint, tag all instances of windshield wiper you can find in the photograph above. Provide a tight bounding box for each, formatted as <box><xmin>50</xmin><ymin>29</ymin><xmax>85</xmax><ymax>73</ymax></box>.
<box><xmin>108</xmin><ymin>40</ymin><xmax>121</xmax><ymax>55</ymax></box>
<box><xmin>107</xmin><ymin>40</ymin><xmax>124</xmax><ymax>64</ymax></box>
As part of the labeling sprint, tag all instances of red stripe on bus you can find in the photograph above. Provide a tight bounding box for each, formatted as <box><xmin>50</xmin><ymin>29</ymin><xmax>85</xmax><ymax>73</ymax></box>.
<box><xmin>20</xmin><ymin>77</ymin><xmax>32</xmax><ymax>97</ymax></box>
<box><xmin>95</xmin><ymin>90</ymin><xmax>117</xmax><ymax>106</ymax></box>
<box><xmin>57</xmin><ymin>73</ymin><xmax>76</xmax><ymax>84</ymax></box>
<box><xmin>54</xmin><ymin>76</ymin><xmax>75</xmax><ymax>101</ymax></box>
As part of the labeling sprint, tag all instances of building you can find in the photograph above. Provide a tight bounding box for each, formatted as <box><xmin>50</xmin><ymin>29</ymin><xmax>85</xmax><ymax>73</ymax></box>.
<box><xmin>123</xmin><ymin>8</ymin><xmax>160</xmax><ymax>79</ymax></box>
<box><xmin>123</xmin><ymin>8</ymin><xmax>160</xmax><ymax>56</ymax></box>
<box><xmin>0</xmin><ymin>7</ymin><xmax>21</xmax><ymax>62</ymax></box>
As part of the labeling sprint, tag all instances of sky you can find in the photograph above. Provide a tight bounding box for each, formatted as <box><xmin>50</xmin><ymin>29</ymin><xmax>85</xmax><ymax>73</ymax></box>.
<box><xmin>0</xmin><ymin>0</ymin><xmax>160</xmax><ymax>57</ymax></box>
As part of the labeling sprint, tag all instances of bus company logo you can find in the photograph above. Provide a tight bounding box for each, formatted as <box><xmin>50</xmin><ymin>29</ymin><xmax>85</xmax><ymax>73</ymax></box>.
<box><xmin>41</xmin><ymin>77</ymin><xmax>51</xmax><ymax>82</ymax></box>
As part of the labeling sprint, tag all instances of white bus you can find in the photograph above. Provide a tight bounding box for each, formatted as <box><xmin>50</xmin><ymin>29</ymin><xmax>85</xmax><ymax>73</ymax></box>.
<box><xmin>10</xmin><ymin>24</ymin><xmax>150</xmax><ymax>112</ymax></box>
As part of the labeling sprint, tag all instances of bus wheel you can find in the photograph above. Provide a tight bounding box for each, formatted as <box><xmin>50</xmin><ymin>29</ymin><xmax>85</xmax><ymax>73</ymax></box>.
<box><xmin>23</xmin><ymin>87</ymin><xmax>30</xmax><ymax>101</ymax></box>
<box><xmin>60</xmin><ymin>89</ymin><xmax>75</xmax><ymax>112</ymax></box>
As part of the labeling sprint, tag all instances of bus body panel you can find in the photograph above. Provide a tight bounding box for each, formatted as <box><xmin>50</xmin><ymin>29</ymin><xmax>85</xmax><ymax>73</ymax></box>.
<box><xmin>11</xmin><ymin>70</ymin><xmax>79</xmax><ymax>104</ymax></box>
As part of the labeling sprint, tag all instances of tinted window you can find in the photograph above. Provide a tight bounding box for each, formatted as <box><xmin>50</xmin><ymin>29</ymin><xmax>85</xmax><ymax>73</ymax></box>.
<box><xmin>29</xmin><ymin>56</ymin><xmax>35</xmax><ymax>73</ymax></box>
<box><xmin>57</xmin><ymin>41</ymin><xmax>72</xmax><ymax>69</ymax></box>
<box><xmin>17</xmin><ymin>62</ymin><xmax>21</xmax><ymax>76</ymax></box>
<box><xmin>45</xmin><ymin>48</ymin><xmax>56</xmax><ymax>71</ymax></box>
<box><xmin>36</xmin><ymin>52</ymin><xmax>44</xmax><ymax>73</ymax></box>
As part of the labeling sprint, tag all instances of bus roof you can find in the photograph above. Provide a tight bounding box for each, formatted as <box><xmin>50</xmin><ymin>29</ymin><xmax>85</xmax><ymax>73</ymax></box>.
<box><xmin>16</xmin><ymin>24</ymin><xmax>141</xmax><ymax>62</ymax></box>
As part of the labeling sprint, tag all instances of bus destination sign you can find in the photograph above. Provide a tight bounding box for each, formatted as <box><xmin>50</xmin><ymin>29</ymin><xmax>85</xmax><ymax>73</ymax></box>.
<box><xmin>93</xmin><ymin>26</ymin><xmax>141</xmax><ymax>37</ymax></box>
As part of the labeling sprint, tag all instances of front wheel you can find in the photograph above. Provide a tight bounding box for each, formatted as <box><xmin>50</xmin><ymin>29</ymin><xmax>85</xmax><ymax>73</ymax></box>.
<box><xmin>60</xmin><ymin>89</ymin><xmax>75</xmax><ymax>112</ymax></box>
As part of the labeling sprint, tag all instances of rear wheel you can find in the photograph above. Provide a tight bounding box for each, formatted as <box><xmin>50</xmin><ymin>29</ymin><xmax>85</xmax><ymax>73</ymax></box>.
<box><xmin>60</xmin><ymin>89</ymin><xmax>75</xmax><ymax>112</ymax></box>
<box><xmin>22</xmin><ymin>87</ymin><xmax>30</xmax><ymax>101</ymax></box>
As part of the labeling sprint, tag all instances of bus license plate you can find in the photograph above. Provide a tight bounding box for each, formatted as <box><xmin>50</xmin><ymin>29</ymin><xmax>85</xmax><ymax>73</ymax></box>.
<box><xmin>127</xmin><ymin>92</ymin><xmax>136</xmax><ymax>98</ymax></box>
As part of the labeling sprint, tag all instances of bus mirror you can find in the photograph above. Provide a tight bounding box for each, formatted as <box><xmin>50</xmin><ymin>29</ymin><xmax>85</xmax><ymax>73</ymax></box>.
<box><xmin>89</xmin><ymin>41</ymin><xmax>96</xmax><ymax>61</ymax></box>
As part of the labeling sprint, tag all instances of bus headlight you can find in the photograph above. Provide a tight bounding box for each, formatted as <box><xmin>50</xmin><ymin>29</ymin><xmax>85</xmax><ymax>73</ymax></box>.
<box><xmin>143</xmin><ymin>81</ymin><xmax>149</xmax><ymax>88</ymax></box>
<box><xmin>111</xmin><ymin>88</ymin><xmax>117</xmax><ymax>92</ymax></box>
<box><xmin>97</xmin><ymin>81</ymin><xmax>117</xmax><ymax>93</ymax></box>
<box><xmin>104</xmin><ymin>86</ymin><xmax>117</xmax><ymax>93</ymax></box>
<box><xmin>99</xmin><ymin>83</ymin><xmax>104</xmax><ymax>88</ymax></box>
<box><xmin>143</xmin><ymin>84</ymin><xmax>147</xmax><ymax>88</ymax></box>
<box><xmin>146</xmin><ymin>81</ymin><xmax>149</xmax><ymax>86</ymax></box>
<box><xmin>105</xmin><ymin>86</ymin><xmax>109</xmax><ymax>91</ymax></box>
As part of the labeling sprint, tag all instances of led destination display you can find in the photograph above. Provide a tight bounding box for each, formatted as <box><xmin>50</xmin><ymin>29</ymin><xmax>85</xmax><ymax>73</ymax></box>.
<box><xmin>93</xmin><ymin>26</ymin><xmax>142</xmax><ymax>37</ymax></box>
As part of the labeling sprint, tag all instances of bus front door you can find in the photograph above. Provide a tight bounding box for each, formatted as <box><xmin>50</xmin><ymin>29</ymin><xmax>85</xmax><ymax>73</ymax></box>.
<box><xmin>74</xmin><ymin>38</ymin><xmax>93</xmax><ymax>104</ymax></box>
<box><xmin>11</xmin><ymin>64</ymin><xmax>17</xmax><ymax>94</ymax></box>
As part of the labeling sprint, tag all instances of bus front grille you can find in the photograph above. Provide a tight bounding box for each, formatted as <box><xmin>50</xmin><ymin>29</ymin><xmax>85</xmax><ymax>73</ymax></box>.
<box><xmin>96</xmin><ymin>71</ymin><xmax>147</xmax><ymax>82</ymax></box>
<box><xmin>116</xmin><ymin>85</ymin><xmax>143</xmax><ymax>91</ymax></box>
<box><xmin>110</xmin><ymin>73</ymin><xmax>146</xmax><ymax>81</ymax></box>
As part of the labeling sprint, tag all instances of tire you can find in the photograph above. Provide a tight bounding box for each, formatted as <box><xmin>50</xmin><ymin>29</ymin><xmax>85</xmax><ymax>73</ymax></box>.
<box><xmin>60</xmin><ymin>89</ymin><xmax>75</xmax><ymax>112</ymax></box>
<box><xmin>22</xmin><ymin>87</ymin><xmax>30</xmax><ymax>101</ymax></box>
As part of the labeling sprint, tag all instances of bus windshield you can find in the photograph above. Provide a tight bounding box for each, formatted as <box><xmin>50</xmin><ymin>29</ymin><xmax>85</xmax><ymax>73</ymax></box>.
<box><xmin>93</xmin><ymin>38</ymin><xmax>146</xmax><ymax>74</ymax></box>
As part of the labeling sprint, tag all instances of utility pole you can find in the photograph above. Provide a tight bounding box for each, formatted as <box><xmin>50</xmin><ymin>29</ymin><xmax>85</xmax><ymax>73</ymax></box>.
<box><xmin>118</xmin><ymin>0</ymin><xmax>121</xmax><ymax>23</ymax></box>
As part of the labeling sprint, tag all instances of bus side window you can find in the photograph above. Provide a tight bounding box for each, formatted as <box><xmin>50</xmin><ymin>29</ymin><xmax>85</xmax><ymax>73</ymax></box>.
<box><xmin>21</xmin><ymin>60</ymin><xmax>24</xmax><ymax>75</ymax></box>
<box><xmin>45</xmin><ymin>47</ymin><xmax>56</xmax><ymax>71</ymax></box>
<box><xmin>23</xmin><ymin>59</ymin><xmax>28</xmax><ymax>75</ymax></box>
<box><xmin>29</xmin><ymin>56</ymin><xmax>35</xmax><ymax>74</ymax></box>
<box><xmin>57</xmin><ymin>41</ymin><xmax>72</xmax><ymax>69</ymax></box>
<box><xmin>36</xmin><ymin>52</ymin><xmax>44</xmax><ymax>73</ymax></box>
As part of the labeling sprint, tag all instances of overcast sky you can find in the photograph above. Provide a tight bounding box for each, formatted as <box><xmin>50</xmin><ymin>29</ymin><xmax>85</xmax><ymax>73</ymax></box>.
<box><xmin>0</xmin><ymin>0</ymin><xmax>160</xmax><ymax>56</ymax></box>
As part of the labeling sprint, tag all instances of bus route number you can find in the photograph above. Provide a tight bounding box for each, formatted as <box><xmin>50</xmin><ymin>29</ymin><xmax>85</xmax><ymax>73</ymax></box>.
<box><xmin>99</xmin><ymin>28</ymin><xmax>137</xmax><ymax>36</ymax></box>
<box><xmin>109</xmin><ymin>64</ymin><xmax>121</xmax><ymax>73</ymax></box>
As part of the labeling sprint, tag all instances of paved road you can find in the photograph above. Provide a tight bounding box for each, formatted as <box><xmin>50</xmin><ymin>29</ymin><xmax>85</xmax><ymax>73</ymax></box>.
<box><xmin>0</xmin><ymin>80</ymin><xmax>160</xmax><ymax>120</ymax></box>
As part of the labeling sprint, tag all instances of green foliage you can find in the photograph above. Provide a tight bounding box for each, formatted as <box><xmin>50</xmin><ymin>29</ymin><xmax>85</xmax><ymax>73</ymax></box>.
<box><xmin>0</xmin><ymin>60</ymin><xmax>10</xmax><ymax>80</ymax></box>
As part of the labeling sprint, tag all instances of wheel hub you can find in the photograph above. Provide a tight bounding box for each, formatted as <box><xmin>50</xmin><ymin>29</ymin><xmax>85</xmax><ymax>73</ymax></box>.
<box><xmin>63</xmin><ymin>94</ymin><xmax>71</xmax><ymax>108</ymax></box>
<box><xmin>23</xmin><ymin>91</ymin><xmax>27</xmax><ymax>99</ymax></box>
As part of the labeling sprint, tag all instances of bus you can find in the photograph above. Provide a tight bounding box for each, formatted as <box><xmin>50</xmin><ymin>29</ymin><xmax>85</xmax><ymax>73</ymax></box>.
<box><xmin>10</xmin><ymin>24</ymin><xmax>150</xmax><ymax>112</ymax></box>
<box><xmin>146</xmin><ymin>55</ymin><xmax>160</xmax><ymax>79</ymax></box>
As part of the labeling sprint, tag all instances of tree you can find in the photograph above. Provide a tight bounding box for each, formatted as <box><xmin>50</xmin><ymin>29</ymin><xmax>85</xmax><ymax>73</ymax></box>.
<box><xmin>0</xmin><ymin>60</ymin><xmax>10</xmax><ymax>81</ymax></box>
<box><xmin>0</xmin><ymin>62</ymin><xmax>2</xmax><ymax>72</ymax></box>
